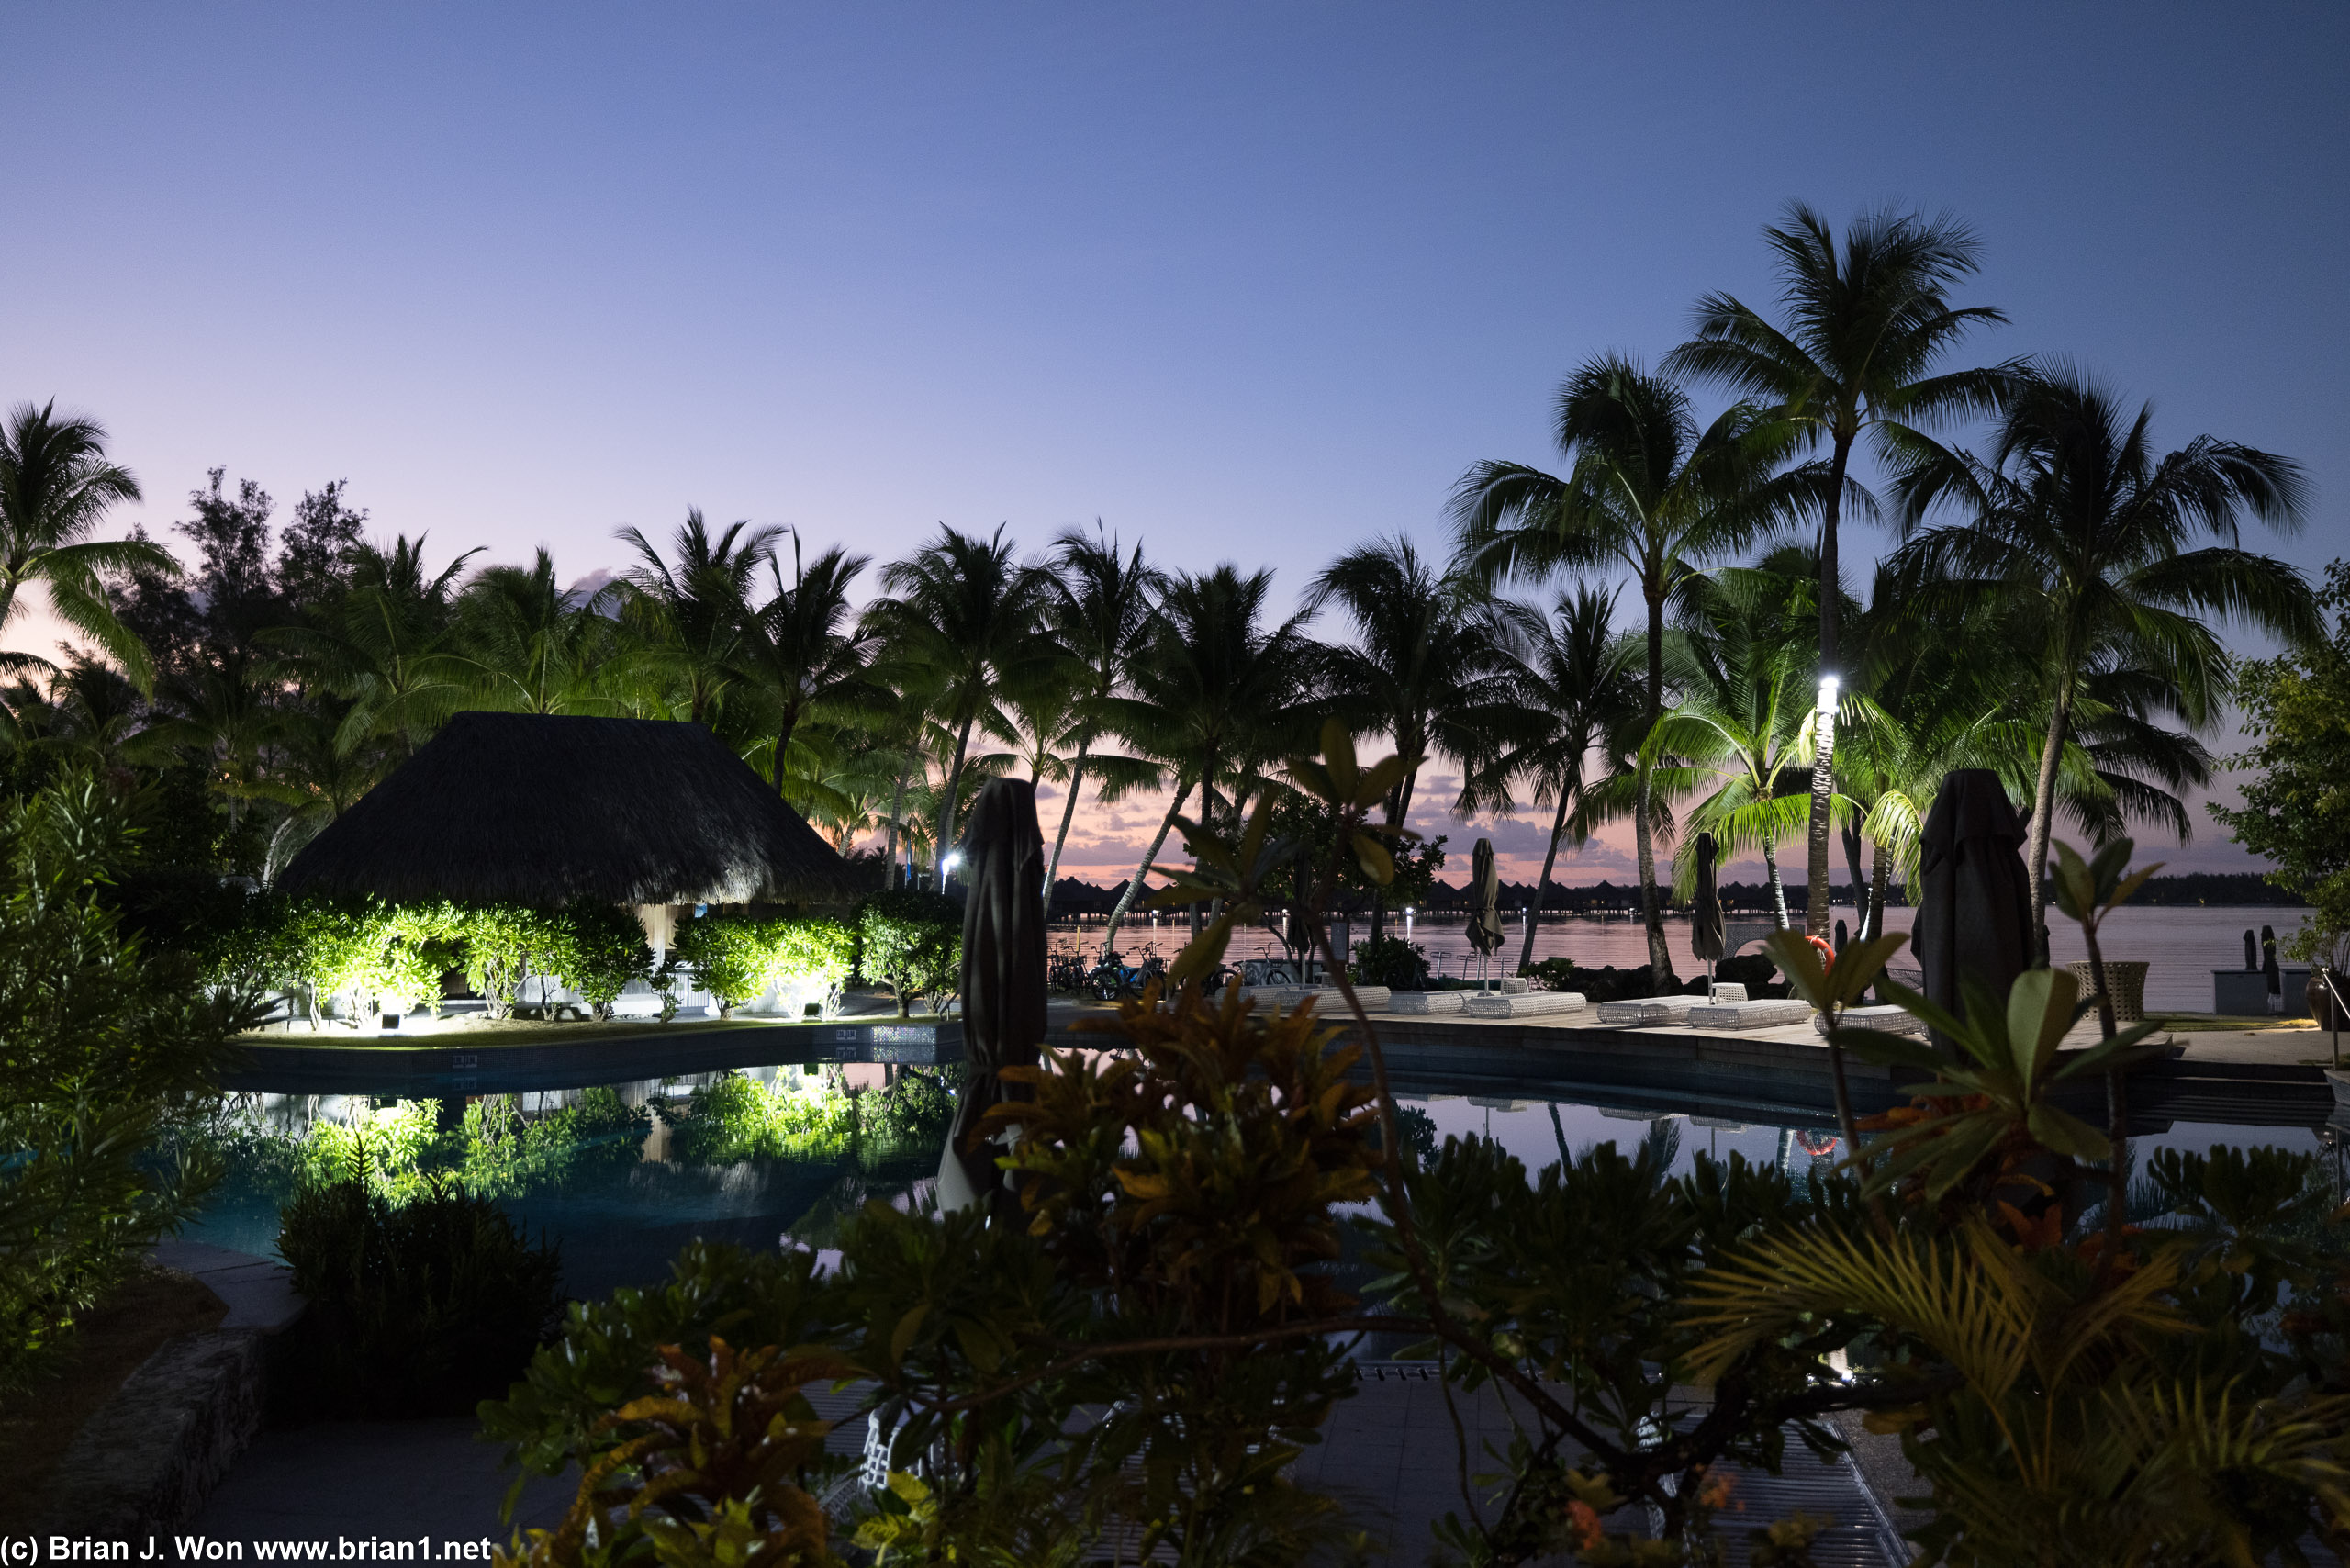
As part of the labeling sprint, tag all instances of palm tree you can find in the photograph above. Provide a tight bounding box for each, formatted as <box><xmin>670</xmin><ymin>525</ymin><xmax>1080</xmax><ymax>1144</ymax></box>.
<box><xmin>1094</xmin><ymin>565</ymin><xmax>1316</xmax><ymax>954</ymax></box>
<box><xmin>1892</xmin><ymin>369</ymin><xmax>2317</xmax><ymax>954</ymax></box>
<box><xmin>453</xmin><ymin>549</ymin><xmax>623</xmax><ymax>716</ymax></box>
<box><xmin>1040</xmin><ymin>526</ymin><xmax>1160</xmax><ymax>909</ymax></box>
<box><xmin>612</xmin><ymin>509</ymin><xmax>781</xmax><ymax>726</ymax></box>
<box><xmin>864</xmin><ymin>526</ymin><xmax>1057</xmax><ymax>861</ymax></box>
<box><xmin>733</xmin><ymin>532</ymin><xmax>890</xmax><ymax>802</ymax></box>
<box><xmin>1644</xmin><ymin>565</ymin><xmax>1830</xmax><ymax>929</ymax></box>
<box><xmin>0</xmin><ymin>401</ymin><xmax>175</xmax><ymax>691</ymax></box>
<box><xmin>1457</xmin><ymin>586</ymin><xmax>1644</xmax><ymax>971</ymax></box>
<box><xmin>1664</xmin><ymin>202</ymin><xmax>2018</xmax><ymax>940</ymax></box>
<box><xmin>1450</xmin><ymin>354</ymin><xmax>1809</xmax><ymax>980</ymax></box>
<box><xmin>1313</xmin><ymin>536</ymin><xmax>1522</xmax><ymax>942</ymax></box>
<box><xmin>267</xmin><ymin>534</ymin><xmax>479</xmax><ymax>756</ymax></box>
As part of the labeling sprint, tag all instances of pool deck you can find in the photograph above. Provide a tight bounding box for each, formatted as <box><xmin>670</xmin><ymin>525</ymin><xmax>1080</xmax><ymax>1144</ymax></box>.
<box><xmin>218</xmin><ymin>993</ymin><xmax>2347</xmax><ymax>1130</ymax></box>
<box><xmin>1050</xmin><ymin>1000</ymin><xmax>2348</xmax><ymax>1130</ymax></box>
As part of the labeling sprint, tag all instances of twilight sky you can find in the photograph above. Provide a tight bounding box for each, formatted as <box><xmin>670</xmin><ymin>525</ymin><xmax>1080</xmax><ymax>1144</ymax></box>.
<box><xmin>6</xmin><ymin>3</ymin><xmax>2344</xmax><ymax>883</ymax></box>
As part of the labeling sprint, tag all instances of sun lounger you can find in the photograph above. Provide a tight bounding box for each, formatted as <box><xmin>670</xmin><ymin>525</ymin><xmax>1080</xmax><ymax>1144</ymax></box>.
<box><xmin>1460</xmin><ymin>991</ymin><xmax>1588</xmax><ymax>1019</ymax></box>
<box><xmin>1238</xmin><ymin>985</ymin><xmax>1391</xmax><ymax>1014</ymax></box>
<box><xmin>1684</xmin><ymin>999</ymin><xmax>1814</xmax><ymax>1031</ymax></box>
<box><xmin>1387</xmin><ymin>990</ymin><xmax>1468</xmax><ymax>1014</ymax></box>
<box><xmin>1595</xmin><ymin>997</ymin><xmax>1697</xmax><ymax>1026</ymax></box>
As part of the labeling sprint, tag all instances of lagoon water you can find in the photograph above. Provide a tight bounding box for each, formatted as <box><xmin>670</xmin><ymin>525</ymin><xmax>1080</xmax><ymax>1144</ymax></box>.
<box><xmin>1061</xmin><ymin>903</ymin><xmax>2315</xmax><ymax>1014</ymax></box>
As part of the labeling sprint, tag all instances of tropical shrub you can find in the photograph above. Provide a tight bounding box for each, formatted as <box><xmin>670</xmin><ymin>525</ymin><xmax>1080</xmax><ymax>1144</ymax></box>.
<box><xmin>495</xmin><ymin>1338</ymin><xmax>850</xmax><ymax>1568</ymax></box>
<box><xmin>670</xmin><ymin>911</ymin><xmax>857</xmax><ymax>1016</ymax></box>
<box><xmin>0</xmin><ymin>772</ymin><xmax>252</xmax><ymax>1394</ymax></box>
<box><xmin>274</xmin><ymin>1166</ymin><xmax>565</xmax><ymax>1418</ymax></box>
<box><xmin>854</xmin><ymin>890</ymin><xmax>961</xmax><ymax>1017</ymax></box>
<box><xmin>1348</xmin><ymin>933</ymin><xmax>1430</xmax><ymax>989</ymax></box>
<box><xmin>544</xmin><ymin>901</ymin><xmax>655</xmax><ymax>1018</ymax></box>
<box><xmin>486</xmin><ymin>987</ymin><xmax>1387</xmax><ymax>1563</ymax></box>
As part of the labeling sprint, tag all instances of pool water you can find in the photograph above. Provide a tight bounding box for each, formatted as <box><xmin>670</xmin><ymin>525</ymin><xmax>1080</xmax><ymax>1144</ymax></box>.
<box><xmin>184</xmin><ymin>1060</ymin><xmax>2346</xmax><ymax>1303</ymax></box>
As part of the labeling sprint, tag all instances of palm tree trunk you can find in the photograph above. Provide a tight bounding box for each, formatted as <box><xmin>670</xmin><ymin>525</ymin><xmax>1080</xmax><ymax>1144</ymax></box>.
<box><xmin>2026</xmin><ymin>698</ymin><xmax>2069</xmax><ymax>965</ymax></box>
<box><xmin>1868</xmin><ymin>839</ymin><xmax>1890</xmax><ymax>946</ymax></box>
<box><xmin>1043</xmin><ymin>739</ymin><xmax>1091</xmax><ymax>916</ymax></box>
<box><xmin>934</xmin><ymin>709</ymin><xmax>979</xmax><ymax>872</ymax></box>
<box><xmin>1805</xmin><ymin>694</ymin><xmax>1837</xmax><ymax>940</ymax></box>
<box><xmin>1102</xmin><ymin>777</ymin><xmax>1192</xmax><ymax>960</ymax></box>
<box><xmin>884</xmin><ymin>768</ymin><xmax>906</xmax><ymax>890</ymax></box>
<box><xmin>773</xmin><ymin>710</ymin><xmax>801</xmax><ymax>801</ymax></box>
<box><xmin>1841</xmin><ymin>813</ymin><xmax>1870</xmax><ymax>938</ymax></box>
<box><xmin>1639</xmin><ymin>588</ymin><xmax>1673</xmax><ymax>978</ymax></box>
<box><xmin>1520</xmin><ymin>786</ymin><xmax>1573</xmax><ymax>973</ymax></box>
<box><xmin>1762</xmin><ymin>833</ymin><xmax>1790</xmax><ymax>930</ymax></box>
<box><xmin>1804</xmin><ymin>431</ymin><xmax>1853</xmax><ymax>946</ymax></box>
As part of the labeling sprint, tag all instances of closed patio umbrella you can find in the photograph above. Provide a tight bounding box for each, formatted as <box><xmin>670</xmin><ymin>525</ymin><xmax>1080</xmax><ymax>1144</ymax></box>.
<box><xmin>2244</xmin><ymin>928</ymin><xmax>2259</xmax><ymax>970</ymax></box>
<box><xmin>1912</xmin><ymin>769</ymin><xmax>2033</xmax><ymax>1043</ymax></box>
<box><xmin>1467</xmin><ymin>837</ymin><xmax>1505</xmax><ymax>985</ymax></box>
<box><xmin>1691</xmin><ymin>833</ymin><xmax>1725</xmax><ymax>998</ymax></box>
<box><xmin>2264</xmin><ymin>924</ymin><xmax>2282</xmax><ymax>1011</ymax></box>
<box><xmin>937</xmin><ymin>777</ymin><xmax>1047</xmax><ymax>1215</ymax></box>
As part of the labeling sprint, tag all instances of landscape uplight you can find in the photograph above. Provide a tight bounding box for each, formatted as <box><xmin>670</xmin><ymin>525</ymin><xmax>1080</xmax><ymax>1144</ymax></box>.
<box><xmin>942</xmin><ymin>852</ymin><xmax>964</xmax><ymax>875</ymax></box>
<box><xmin>1817</xmin><ymin>673</ymin><xmax>1840</xmax><ymax>715</ymax></box>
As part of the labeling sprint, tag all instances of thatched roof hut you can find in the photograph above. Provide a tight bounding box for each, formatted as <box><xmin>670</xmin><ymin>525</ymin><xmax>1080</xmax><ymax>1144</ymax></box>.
<box><xmin>277</xmin><ymin>711</ymin><xmax>852</xmax><ymax>906</ymax></box>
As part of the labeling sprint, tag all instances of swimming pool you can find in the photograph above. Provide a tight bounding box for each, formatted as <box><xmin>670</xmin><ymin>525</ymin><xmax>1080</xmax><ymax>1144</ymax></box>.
<box><xmin>182</xmin><ymin>1058</ymin><xmax>2346</xmax><ymax>1302</ymax></box>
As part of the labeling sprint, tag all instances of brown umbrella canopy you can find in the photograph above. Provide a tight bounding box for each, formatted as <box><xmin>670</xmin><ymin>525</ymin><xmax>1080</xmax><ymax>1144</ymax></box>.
<box><xmin>1912</xmin><ymin>769</ymin><xmax>2034</xmax><ymax>1034</ymax></box>
<box><xmin>276</xmin><ymin>711</ymin><xmax>853</xmax><ymax>905</ymax></box>
<box><xmin>941</xmin><ymin>777</ymin><xmax>1047</xmax><ymax>1210</ymax></box>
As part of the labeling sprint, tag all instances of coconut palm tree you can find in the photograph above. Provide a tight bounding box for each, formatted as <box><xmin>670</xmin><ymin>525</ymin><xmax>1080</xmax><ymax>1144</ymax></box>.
<box><xmin>1314</xmin><ymin>536</ymin><xmax>1523</xmax><ymax>942</ymax></box>
<box><xmin>1040</xmin><ymin>525</ymin><xmax>1161</xmax><ymax>908</ymax></box>
<box><xmin>1450</xmin><ymin>354</ymin><xmax>1811</xmax><ymax>979</ymax></box>
<box><xmin>267</xmin><ymin>534</ymin><xmax>479</xmax><ymax>756</ymax></box>
<box><xmin>1892</xmin><ymin>368</ymin><xmax>2317</xmax><ymax>956</ymax></box>
<box><xmin>1457</xmin><ymin>586</ymin><xmax>1645</xmax><ymax>971</ymax></box>
<box><xmin>1094</xmin><ymin>565</ymin><xmax>1317</xmax><ymax>954</ymax></box>
<box><xmin>611</xmin><ymin>509</ymin><xmax>781</xmax><ymax>727</ymax></box>
<box><xmin>733</xmin><ymin>532</ymin><xmax>891</xmax><ymax>802</ymax></box>
<box><xmin>0</xmin><ymin>401</ymin><xmax>175</xmax><ymax>692</ymax></box>
<box><xmin>453</xmin><ymin>549</ymin><xmax>624</xmax><ymax>716</ymax></box>
<box><xmin>1664</xmin><ymin>202</ymin><xmax>2019</xmax><ymax>940</ymax></box>
<box><xmin>864</xmin><ymin>525</ymin><xmax>1057</xmax><ymax>861</ymax></box>
<box><xmin>1645</xmin><ymin>566</ymin><xmax>1829</xmax><ymax>929</ymax></box>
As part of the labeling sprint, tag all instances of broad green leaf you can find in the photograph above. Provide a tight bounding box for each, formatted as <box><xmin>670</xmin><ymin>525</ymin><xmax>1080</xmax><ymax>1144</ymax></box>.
<box><xmin>1321</xmin><ymin>719</ymin><xmax>1358</xmax><ymax>798</ymax></box>
<box><xmin>890</xmin><ymin>1303</ymin><xmax>929</xmax><ymax>1364</ymax></box>
<box><xmin>1171</xmin><ymin>913</ymin><xmax>1235</xmax><ymax>981</ymax></box>
<box><xmin>2027</xmin><ymin>1102</ymin><xmax>2112</xmax><ymax>1162</ymax></box>
<box><xmin>2011</xmin><ymin>968</ymin><xmax>2084</xmax><ymax>1083</ymax></box>
<box><xmin>1351</xmin><ymin>830</ymin><xmax>1393</xmax><ymax>884</ymax></box>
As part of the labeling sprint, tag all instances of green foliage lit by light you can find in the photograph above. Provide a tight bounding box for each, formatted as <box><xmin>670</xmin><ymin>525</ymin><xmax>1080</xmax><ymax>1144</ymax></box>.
<box><xmin>670</xmin><ymin>911</ymin><xmax>856</xmax><ymax>1013</ymax></box>
<box><xmin>853</xmin><ymin>890</ymin><xmax>960</xmax><ymax>1016</ymax></box>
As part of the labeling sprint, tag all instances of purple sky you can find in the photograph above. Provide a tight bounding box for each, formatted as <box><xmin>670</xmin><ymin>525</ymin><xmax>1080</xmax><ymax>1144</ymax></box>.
<box><xmin>8</xmin><ymin>4</ymin><xmax>2344</xmax><ymax>882</ymax></box>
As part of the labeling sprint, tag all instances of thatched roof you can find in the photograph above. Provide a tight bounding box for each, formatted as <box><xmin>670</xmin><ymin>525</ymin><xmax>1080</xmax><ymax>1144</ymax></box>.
<box><xmin>277</xmin><ymin>711</ymin><xmax>852</xmax><ymax>906</ymax></box>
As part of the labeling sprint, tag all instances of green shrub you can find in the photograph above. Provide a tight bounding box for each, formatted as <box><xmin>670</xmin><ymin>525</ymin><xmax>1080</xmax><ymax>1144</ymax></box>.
<box><xmin>460</xmin><ymin>903</ymin><xmax>563</xmax><ymax>1019</ymax></box>
<box><xmin>1349</xmin><ymin>934</ymin><xmax>1430</xmax><ymax>989</ymax></box>
<box><xmin>0</xmin><ymin>772</ymin><xmax>252</xmax><ymax>1394</ymax></box>
<box><xmin>543</xmin><ymin>902</ymin><xmax>655</xmax><ymax>1018</ymax></box>
<box><xmin>274</xmin><ymin>1167</ymin><xmax>565</xmax><ymax>1418</ymax></box>
<box><xmin>671</xmin><ymin>911</ymin><xmax>856</xmax><ymax>1016</ymax></box>
<box><xmin>854</xmin><ymin>890</ymin><xmax>961</xmax><ymax>1017</ymax></box>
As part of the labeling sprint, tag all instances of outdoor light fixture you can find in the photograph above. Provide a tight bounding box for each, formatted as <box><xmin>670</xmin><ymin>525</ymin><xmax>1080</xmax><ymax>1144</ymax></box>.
<box><xmin>1817</xmin><ymin>673</ymin><xmax>1840</xmax><ymax>715</ymax></box>
<box><xmin>942</xmin><ymin>851</ymin><xmax>964</xmax><ymax>876</ymax></box>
